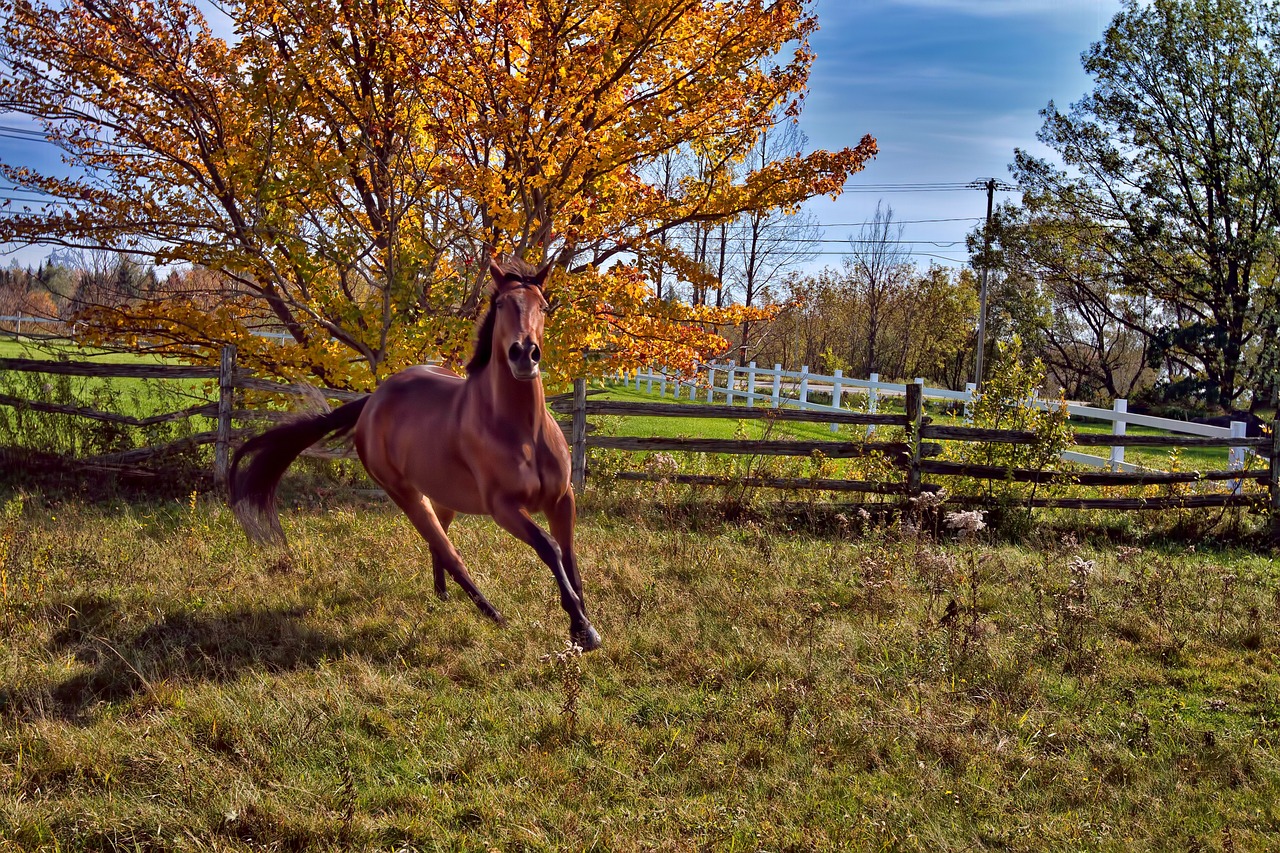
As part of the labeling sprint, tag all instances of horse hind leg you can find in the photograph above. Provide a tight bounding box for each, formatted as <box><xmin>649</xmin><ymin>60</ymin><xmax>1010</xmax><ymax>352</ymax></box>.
<box><xmin>430</xmin><ymin>503</ymin><xmax>455</xmax><ymax>601</ymax></box>
<box><xmin>385</xmin><ymin>487</ymin><xmax>504</xmax><ymax>625</ymax></box>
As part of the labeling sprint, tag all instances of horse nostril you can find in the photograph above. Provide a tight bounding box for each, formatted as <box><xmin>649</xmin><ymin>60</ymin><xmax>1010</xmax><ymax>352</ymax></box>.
<box><xmin>508</xmin><ymin>342</ymin><xmax>522</xmax><ymax>362</ymax></box>
<box><xmin>529</xmin><ymin>344</ymin><xmax>541</xmax><ymax>363</ymax></box>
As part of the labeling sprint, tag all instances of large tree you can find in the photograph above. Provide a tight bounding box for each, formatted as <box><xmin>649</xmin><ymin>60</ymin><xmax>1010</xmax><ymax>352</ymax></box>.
<box><xmin>977</xmin><ymin>204</ymin><xmax>1160</xmax><ymax>402</ymax></box>
<box><xmin>0</xmin><ymin>0</ymin><xmax>874</xmax><ymax>387</ymax></box>
<box><xmin>1014</xmin><ymin>0</ymin><xmax>1280</xmax><ymax>408</ymax></box>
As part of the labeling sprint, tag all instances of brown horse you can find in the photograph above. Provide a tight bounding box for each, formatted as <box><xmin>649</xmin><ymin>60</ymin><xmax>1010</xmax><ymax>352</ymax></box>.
<box><xmin>228</xmin><ymin>258</ymin><xmax>601</xmax><ymax>651</ymax></box>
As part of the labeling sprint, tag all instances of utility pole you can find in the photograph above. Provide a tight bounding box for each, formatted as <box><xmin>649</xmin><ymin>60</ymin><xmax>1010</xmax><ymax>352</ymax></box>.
<box><xmin>969</xmin><ymin>178</ymin><xmax>1016</xmax><ymax>388</ymax></box>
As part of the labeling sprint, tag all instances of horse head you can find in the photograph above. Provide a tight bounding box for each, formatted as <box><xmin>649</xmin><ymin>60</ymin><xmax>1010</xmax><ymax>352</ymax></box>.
<box><xmin>486</xmin><ymin>257</ymin><xmax>551</xmax><ymax>381</ymax></box>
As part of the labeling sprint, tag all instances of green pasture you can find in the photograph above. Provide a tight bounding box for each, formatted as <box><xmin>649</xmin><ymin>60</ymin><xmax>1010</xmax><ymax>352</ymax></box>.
<box><xmin>0</xmin><ymin>481</ymin><xmax>1277</xmax><ymax>850</ymax></box>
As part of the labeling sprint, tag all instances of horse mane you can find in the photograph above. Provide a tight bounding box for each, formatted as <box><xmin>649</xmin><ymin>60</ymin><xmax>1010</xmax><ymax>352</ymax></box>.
<box><xmin>466</xmin><ymin>258</ymin><xmax>543</xmax><ymax>377</ymax></box>
<box><xmin>466</xmin><ymin>303</ymin><xmax>499</xmax><ymax>376</ymax></box>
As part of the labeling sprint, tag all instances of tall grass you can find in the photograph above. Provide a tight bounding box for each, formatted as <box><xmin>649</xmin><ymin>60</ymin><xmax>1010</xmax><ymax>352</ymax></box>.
<box><xmin>0</xmin><ymin>476</ymin><xmax>1277</xmax><ymax>850</ymax></box>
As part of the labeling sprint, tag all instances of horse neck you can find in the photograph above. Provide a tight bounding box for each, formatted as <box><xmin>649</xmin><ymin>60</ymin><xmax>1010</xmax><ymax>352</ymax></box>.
<box><xmin>478</xmin><ymin>359</ymin><xmax>546</xmax><ymax>434</ymax></box>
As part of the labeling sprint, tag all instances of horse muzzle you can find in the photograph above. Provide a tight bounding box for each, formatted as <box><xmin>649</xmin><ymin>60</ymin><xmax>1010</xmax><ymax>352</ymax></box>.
<box><xmin>507</xmin><ymin>341</ymin><xmax>541</xmax><ymax>380</ymax></box>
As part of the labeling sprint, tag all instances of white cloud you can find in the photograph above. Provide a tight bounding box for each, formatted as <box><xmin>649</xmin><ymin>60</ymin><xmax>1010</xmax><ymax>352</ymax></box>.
<box><xmin>888</xmin><ymin>0</ymin><xmax>1112</xmax><ymax>18</ymax></box>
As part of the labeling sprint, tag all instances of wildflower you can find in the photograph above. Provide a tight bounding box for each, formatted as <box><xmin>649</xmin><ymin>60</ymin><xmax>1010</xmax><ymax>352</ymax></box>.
<box><xmin>909</xmin><ymin>488</ymin><xmax>949</xmax><ymax>511</ymax></box>
<box><xmin>645</xmin><ymin>452</ymin><xmax>679</xmax><ymax>478</ymax></box>
<box><xmin>944</xmin><ymin>510</ymin><xmax>986</xmax><ymax>537</ymax></box>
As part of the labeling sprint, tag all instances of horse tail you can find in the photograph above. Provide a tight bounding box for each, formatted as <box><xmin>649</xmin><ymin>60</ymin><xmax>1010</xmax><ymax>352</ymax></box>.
<box><xmin>229</xmin><ymin>397</ymin><xmax>370</xmax><ymax>545</ymax></box>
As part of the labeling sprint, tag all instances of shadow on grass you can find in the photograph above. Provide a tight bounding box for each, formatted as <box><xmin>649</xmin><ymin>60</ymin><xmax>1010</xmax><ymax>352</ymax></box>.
<box><xmin>0</xmin><ymin>593</ymin><xmax>392</xmax><ymax>723</ymax></box>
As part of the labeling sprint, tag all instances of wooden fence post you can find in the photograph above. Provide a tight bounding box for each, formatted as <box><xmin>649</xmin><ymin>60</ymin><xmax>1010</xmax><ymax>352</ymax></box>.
<box><xmin>906</xmin><ymin>381</ymin><xmax>923</xmax><ymax>497</ymax></box>
<box><xmin>571</xmin><ymin>378</ymin><xmax>587</xmax><ymax>490</ymax></box>
<box><xmin>1270</xmin><ymin>400</ymin><xmax>1280</xmax><ymax>546</ymax></box>
<box><xmin>214</xmin><ymin>344</ymin><xmax>237</xmax><ymax>487</ymax></box>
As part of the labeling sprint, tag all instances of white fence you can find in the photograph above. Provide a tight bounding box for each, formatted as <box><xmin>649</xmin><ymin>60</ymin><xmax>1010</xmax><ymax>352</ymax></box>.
<box><xmin>626</xmin><ymin>361</ymin><xmax>1252</xmax><ymax>481</ymax></box>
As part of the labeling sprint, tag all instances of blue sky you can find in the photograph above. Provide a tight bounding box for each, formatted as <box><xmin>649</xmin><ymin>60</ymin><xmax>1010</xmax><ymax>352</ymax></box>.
<box><xmin>1</xmin><ymin>0</ymin><xmax>1124</xmax><ymax>271</ymax></box>
<box><xmin>798</xmin><ymin>0</ymin><xmax>1123</xmax><ymax>269</ymax></box>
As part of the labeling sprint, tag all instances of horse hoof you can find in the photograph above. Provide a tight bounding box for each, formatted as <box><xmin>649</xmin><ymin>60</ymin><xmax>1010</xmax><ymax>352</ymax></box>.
<box><xmin>435</xmin><ymin>588</ymin><xmax>449</xmax><ymax>602</ymax></box>
<box><xmin>573</xmin><ymin>625</ymin><xmax>602</xmax><ymax>652</ymax></box>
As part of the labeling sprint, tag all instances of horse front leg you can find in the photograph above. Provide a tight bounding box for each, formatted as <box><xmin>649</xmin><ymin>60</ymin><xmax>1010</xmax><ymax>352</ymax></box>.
<box><xmin>490</xmin><ymin>496</ymin><xmax>601</xmax><ymax>652</ymax></box>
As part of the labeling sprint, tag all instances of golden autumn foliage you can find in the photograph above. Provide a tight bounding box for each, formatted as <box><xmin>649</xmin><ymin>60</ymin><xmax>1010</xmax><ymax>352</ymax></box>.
<box><xmin>0</xmin><ymin>0</ymin><xmax>875</xmax><ymax>388</ymax></box>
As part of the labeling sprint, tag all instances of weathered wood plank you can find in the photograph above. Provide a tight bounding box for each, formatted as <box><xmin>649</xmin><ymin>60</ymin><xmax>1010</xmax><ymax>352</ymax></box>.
<box><xmin>547</xmin><ymin>398</ymin><xmax>908</xmax><ymax>427</ymax></box>
<box><xmin>922</xmin><ymin>424</ymin><xmax>1037</xmax><ymax>443</ymax></box>
<box><xmin>80</xmin><ymin>429</ymin><xmax>250</xmax><ymax>465</ymax></box>
<box><xmin>906</xmin><ymin>383</ymin><xmax>923</xmax><ymax>495</ymax></box>
<box><xmin>214</xmin><ymin>345</ymin><xmax>236</xmax><ymax>485</ymax></box>
<box><xmin>571</xmin><ymin>379</ymin><xmax>587</xmax><ymax>490</ymax></box>
<box><xmin>589</xmin><ymin>436</ymin><xmax>911</xmax><ymax>459</ymax></box>
<box><xmin>948</xmin><ymin>493</ymin><xmax>1264</xmax><ymax>510</ymax></box>
<box><xmin>0</xmin><ymin>356</ymin><xmax>219</xmax><ymax>379</ymax></box>
<box><xmin>232</xmin><ymin>375</ymin><xmax>365</xmax><ymax>401</ymax></box>
<box><xmin>921</xmin><ymin>459</ymin><xmax>1268</xmax><ymax>486</ymax></box>
<box><xmin>0</xmin><ymin>392</ymin><xmax>217</xmax><ymax>426</ymax></box>
<box><xmin>613</xmin><ymin>470</ymin><xmax>910</xmax><ymax>495</ymax></box>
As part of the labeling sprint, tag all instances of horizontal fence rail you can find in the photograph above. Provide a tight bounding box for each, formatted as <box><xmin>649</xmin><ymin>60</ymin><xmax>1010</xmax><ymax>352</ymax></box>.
<box><xmin>558</xmin><ymin>376</ymin><xmax>1280</xmax><ymax>531</ymax></box>
<box><xmin>2</xmin><ymin>349</ymin><xmax>1278</xmax><ymax>538</ymax></box>
<box><xmin>626</xmin><ymin>362</ymin><xmax>1256</xmax><ymax>475</ymax></box>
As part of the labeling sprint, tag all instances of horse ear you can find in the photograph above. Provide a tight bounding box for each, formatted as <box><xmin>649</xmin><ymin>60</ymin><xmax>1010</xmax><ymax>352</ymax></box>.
<box><xmin>534</xmin><ymin>260</ymin><xmax>553</xmax><ymax>290</ymax></box>
<box><xmin>487</xmin><ymin>258</ymin><xmax>510</xmax><ymax>296</ymax></box>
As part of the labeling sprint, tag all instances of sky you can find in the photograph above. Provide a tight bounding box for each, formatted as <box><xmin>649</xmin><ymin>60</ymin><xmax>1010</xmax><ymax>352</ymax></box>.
<box><xmin>797</xmin><ymin>0</ymin><xmax>1124</xmax><ymax>270</ymax></box>
<box><xmin>0</xmin><ymin>0</ymin><xmax>1126</xmax><ymax>272</ymax></box>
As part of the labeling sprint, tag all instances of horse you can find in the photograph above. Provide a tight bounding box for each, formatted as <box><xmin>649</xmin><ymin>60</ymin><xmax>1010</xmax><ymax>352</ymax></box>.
<box><xmin>228</xmin><ymin>257</ymin><xmax>601</xmax><ymax>651</ymax></box>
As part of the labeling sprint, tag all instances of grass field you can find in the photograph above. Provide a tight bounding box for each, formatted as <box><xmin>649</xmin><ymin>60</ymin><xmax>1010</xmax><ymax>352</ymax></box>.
<box><xmin>0</xmin><ymin>476</ymin><xmax>1278</xmax><ymax>850</ymax></box>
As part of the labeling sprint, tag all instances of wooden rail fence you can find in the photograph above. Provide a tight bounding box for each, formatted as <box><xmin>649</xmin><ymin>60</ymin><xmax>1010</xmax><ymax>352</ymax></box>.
<box><xmin>552</xmin><ymin>381</ymin><xmax>1280</xmax><ymax>534</ymax></box>
<box><xmin>2</xmin><ymin>350</ymin><xmax>1278</xmax><ymax>538</ymax></box>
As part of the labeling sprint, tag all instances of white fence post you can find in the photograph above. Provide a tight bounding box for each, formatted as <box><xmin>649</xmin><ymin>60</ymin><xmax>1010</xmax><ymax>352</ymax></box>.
<box><xmin>746</xmin><ymin>362</ymin><xmax>757</xmax><ymax>408</ymax></box>
<box><xmin>830</xmin><ymin>369</ymin><xmax>844</xmax><ymax>433</ymax></box>
<box><xmin>964</xmin><ymin>382</ymin><xmax>977</xmax><ymax>424</ymax></box>
<box><xmin>1229</xmin><ymin>420</ymin><xmax>1247</xmax><ymax>495</ymax></box>
<box><xmin>798</xmin><ymin>365</ymin><xmax>810</xmax><ymax>409</ymax></box>
<box><xmin>866</xmin><ymin>372</ymin><xmax>879</xmax><ymax>439</ymax></box>
<box><xmin>771</xmin><ymin>364</ymin><xmax>782</xmax><ymax>408</ymax></box>
<box><xmin>1110</xmin><ymin>399</ymin><xmax>1128</xmax><ymax>471</ymax></box>
<box><xmin>706</xmin><ymin>363</ymin><xmax>717</xmax><ymax>403</ymax></box>
<box><xmin>725</xmin><ymin>364</ymin><xmax>737</xmax><ymax>406</ymax></box>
